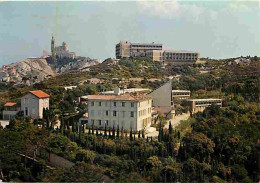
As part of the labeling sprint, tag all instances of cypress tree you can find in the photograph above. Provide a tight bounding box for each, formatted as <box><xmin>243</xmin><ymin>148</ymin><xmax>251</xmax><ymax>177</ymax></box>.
<box><xmin>121</xmin><ymin>126</ymin><xmax>124</xmax><ymax>138</ymax></box>
<box><xmin>96</xmin><ymin>127</ymin><xmax>98</xmax><ymax>136</ymax></box>
<box><xmin>112</xmin><ymin>125</ymin><xmax>115</xmax><ymax>139</ymax></box>
<box><xmin>142</xmin><ymin>130</ymin><xmax>145</xmax><ymax>138</ymax></box>
<box><xmin>133</xmin><ymin>133</ymin><xmax>136</xmax><ymax>141</ymax></box>
<box><xmin>60</xmin><ymin>115</ymin><xmax>64</xmax><ymax>135</ymax></box>
<box><xmin>178</xmin><ymin>131</ymin><xmax>180</xmax><ymax>139</ymax></box>
<box><xmin>169</xmin><ymin>121</ymin><xmax>173</xmax><ymax>134</ymax></box>
<box><xmin>88</xmin><ymin>126</ymin><xmax>91</xmax><ymax>135</ymax></box>
<box><xmin>92</xmin><ymin>124</ymin><xmax>94</xmax><ymax>135</ymax></box>
<box><xmin>104</xmin><ymin>124</ymin><xmax>107</xmax><ymax>137</ymax></box>
<box><xmin>130</xmin><ymin>128</ymin><xmax>133</xmax><ymax>141</ymax></box>
<box><xmin>138</xmin><ymin>131</ymin><xmax>141</xmax><ymax>138</ymax></box>
<box><xmin>146</xmin><ymin>136</ymin><xmax>149</xmax><ymax>142</ymax></box>
<box><xmin>117</xmin><ymin>125</ymin><xmax>120</xmax><ymax>138</ymax></box>
<box><xmin>109</xmin><ymin>128</ymin><xmax>111</xmax><ymax>138</ymax></box>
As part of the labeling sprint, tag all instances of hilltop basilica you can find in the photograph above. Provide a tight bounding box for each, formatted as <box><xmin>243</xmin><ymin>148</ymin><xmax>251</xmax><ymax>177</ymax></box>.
<box><xmin>51</xmin><ymin>35</ymin><xmax>76</xmax><ymax>59</ymax></box>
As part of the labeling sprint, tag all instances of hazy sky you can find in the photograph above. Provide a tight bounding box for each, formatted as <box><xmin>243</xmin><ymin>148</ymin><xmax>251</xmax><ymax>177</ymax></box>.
<box><xmin>0</xmin><ymin>0</ymin><xmax>260</xmax><ymax>66</ymax></box>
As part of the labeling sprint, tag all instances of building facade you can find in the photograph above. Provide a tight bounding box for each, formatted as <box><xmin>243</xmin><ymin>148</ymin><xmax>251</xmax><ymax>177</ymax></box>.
<box><xmin>115</xmin><ymin>41</ymin><xmax>200</xmax><ymax>64</ymax></box>
<box><xmin>148</xmin><ymin>80</ymin><xmax>175</xmax><ymax>119</ymax></box>
<box><xmin>21</xmin><ymin>90</ymin><xmax>50</xmax><ymax>119</ymax></box>
<box><xmin>162</xmin><ymin>50</ymin><xmax>200</xmax><ymax>64</ymax></box>
<box><xmin>172</xmin><ymin>90</ymin><xmax>191</xmax><ymax>100</ymax></box>
<box><xmin>87</xmin><ymin>92</ymin><xmax>152</xmax><ymax>131</ymax></box>
<box><xmin>115</xmin><ymin>41</ymin><xmax>163</xmax><ymax>59</ymax></box>
<box><xmin>186</xmin><ymin>98</ymin><xmax>222</xmax><ymax>113</ymax></box>
<box><xmin>2</xmin><ymin>102</ymin><xmax>20</xmax><ymax>121</ymax></box>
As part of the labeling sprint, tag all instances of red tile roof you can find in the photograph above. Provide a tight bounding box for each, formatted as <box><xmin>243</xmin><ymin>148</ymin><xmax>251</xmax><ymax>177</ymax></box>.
<box><xmin>88</xmin><ymin>93</ymin><xmax>151</xmax><ymax>102</ymax></box>
<box><xmin>29</xmin><ymin>90</ymin><xmax>50</xmax><ymax>98</ymax></box>
<box><xmin>4</xmin><ymin>102</ymin><xmax>17</xmax><ymax>107</ymax></box>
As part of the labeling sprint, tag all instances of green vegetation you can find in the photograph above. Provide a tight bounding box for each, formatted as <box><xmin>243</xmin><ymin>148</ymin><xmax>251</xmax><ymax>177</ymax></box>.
<box><xmin>0</xmin><ymin>57</ymin><xmax>259</xmax><ymax>182</ymax></box>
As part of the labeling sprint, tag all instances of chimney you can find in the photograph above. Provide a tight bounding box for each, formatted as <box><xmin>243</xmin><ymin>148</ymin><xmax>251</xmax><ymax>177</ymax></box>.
<box><xmin>114</xmin><ymin>88</ymin><xmax>121</xmax><ymax>95</ymax></box>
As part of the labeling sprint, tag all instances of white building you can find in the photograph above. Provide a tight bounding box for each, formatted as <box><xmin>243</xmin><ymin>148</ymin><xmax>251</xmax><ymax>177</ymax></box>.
<box><xmin>87</xmin><ymin>89</ymin><xmax>152</xmax><ymax>131</ymax></box>
<box><xmin>2</xmin><ymin>102</ymin><xmax>20</xmax><ymax>121</ymax></box>
<box><xmin>100</xmin><ymin>88</ymin><xmax>151</xmax><ymax>95</ymax></box>
<box><xmin>21</xmin><ymin>90</ymin><xmax>50</xmax><ymax>119</ymax></box>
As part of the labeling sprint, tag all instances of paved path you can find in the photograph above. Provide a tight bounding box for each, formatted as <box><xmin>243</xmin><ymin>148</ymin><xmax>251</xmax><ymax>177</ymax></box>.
<box><xmin>165</xmin><ymin>113</ymin><xmax>190</xmax><ymax>129</ymax></box>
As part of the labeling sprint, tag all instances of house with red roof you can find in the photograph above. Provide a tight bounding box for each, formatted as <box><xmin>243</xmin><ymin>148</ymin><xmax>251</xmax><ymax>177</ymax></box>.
<box><xmin>2</xmin><ymin>102</ymin><xmax>20</xmax><ymax>121</ymax></box>
<box><xmin>21</xmin><ymin>90</ymin><xmax>50</xmax><ymax>119</ymax></box>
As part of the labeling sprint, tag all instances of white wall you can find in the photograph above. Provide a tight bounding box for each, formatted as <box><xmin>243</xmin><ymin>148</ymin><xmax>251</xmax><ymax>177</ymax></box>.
<box><xmin>88</xmin><ymin>99</ymin><xmax>152</xmax><ymax>131</ymax></box>
<box><xmin>21</xmin><ymin>93</ymin><xmax>49</xmax><ymax>119</ymax></box>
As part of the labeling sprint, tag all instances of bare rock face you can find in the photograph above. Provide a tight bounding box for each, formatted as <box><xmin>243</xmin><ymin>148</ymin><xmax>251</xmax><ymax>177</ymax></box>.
<box><xmin>58</xmin><ymin>58</ymin><xmax>100</xmax><ymax>73</ymax></box>
<box><xmin>10</xmin><ymin>58</ymin><xmax>55</xmax><ymax>84</ymax></box>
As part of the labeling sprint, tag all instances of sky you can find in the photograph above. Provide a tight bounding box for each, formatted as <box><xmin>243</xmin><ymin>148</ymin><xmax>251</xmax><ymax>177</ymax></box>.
<box><xmin>0</xmin><ymin>0</ymin><xmax>260</xmax><ymax>66</ymax></box>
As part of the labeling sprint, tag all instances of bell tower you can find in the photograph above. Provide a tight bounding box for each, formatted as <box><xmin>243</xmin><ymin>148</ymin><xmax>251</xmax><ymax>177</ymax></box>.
<box><xmin>51</xmin><ymin>34</ymin><xmax>57</xmax><ymax>66</ymax></box>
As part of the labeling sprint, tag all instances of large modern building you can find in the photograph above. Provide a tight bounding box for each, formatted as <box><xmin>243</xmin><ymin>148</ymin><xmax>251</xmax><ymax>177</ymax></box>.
<box><xmin>186</xmin><ymin>98</ymin><xmax>222</xmax><ymax>113</ymax></box>
<box><xmin>87</xmin><ymin>89</ymin><xmax>152</xmax><ymax>131</ymax></box>
<box><xmin>172</xmin><ymin>90</ymin><xmax>191</xmax><ymax>100</ymax></box>
<box><xmin>115</xmin><ymin>41</ymin><xmax>163</xmax><ymax>59</ymax></box>
<box><xmin>115</xmin><ymin>40</ymin><xmax>200</xmax><ymax>64</ymax></box>
<box><xmin>21</xmin><ymin>90</ymin><xmax>50</xmax><ymax>119</ymax></box>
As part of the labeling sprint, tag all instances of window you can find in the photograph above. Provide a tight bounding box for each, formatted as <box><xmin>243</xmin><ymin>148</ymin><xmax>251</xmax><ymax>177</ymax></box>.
<box><xmin>91</xmin><ymin>110</ymin><xmax>94</xmax><ymax>116</ymax></box>
<box><xmin>122</xmin><ymin>102</ymin><xmax>125</xmax><ymax>107</ymax></box>
<box><xmin>114</xmin><ymin>102</ymin><xmax>117</xmax><ymax>107</ymax></box>
<box><xmin>131</xmin><ymin>111</ymin><xmax>134</xmax><ymax>117</ymax></box>
<box><xmin>91</xmin><ymin>101</ymin><xmax>94</xmax><ymax>106</ymax></box>
<box><xmin>106</xmin><ymin>120</ymin><xmax>109</xmax><ymax>125</ymax></box>
<box><xmin>98</xmin><ymin>101</ymin><xmax>101</xmax><ymax>106</ymax></box>
<box><xmin>99</xmin><ymin>120</ymin><xmax>102</xmax><ymax>125</ymax></box>
<box><xmin>113</xmin><ymin>111</ymin><xmax>117</xmax><ymax>117</ymax></box>
<box><xmin>25</xmin><ymin>107</ymin><xmax>28</xmax><ymax>116</ymax></box>
<box><xmin>98</xmin><ymin>110</ymin><xmax>101</xmax><ymax>116</ymax></box>
<box><xmin>106</xmin><ymin>110</ymin><xmax>109</xmax><ymax>116</ymax></box>
<box><xmin>131</xmin><ymin>102</ymin><xmax>134</xmax><ymax>107</ymax></box>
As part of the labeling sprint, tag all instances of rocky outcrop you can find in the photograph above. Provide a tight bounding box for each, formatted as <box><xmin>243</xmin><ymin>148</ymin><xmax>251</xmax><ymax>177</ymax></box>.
<box><xmin>10</xmin><ymin>58</ymin><xmax>55</xmax><ymax>84</ymax></box>
<box><xmin>57</xmin><ymin>58</ymin><xmax>100</xmax><ymax>73</ymax></box>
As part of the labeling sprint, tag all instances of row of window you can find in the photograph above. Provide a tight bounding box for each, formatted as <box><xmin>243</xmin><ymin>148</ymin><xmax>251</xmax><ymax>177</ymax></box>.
<box><xmin>138</xmin><ymin>108</ymin><xmax>152</xmax><ymax>117</ymax></box>
<box><xmin>90</xmin><ymin>110</ymin><xmax>135</xmax><ymax>118</ymax></box>
<box><xmin>91</xmin><ymin>101</ymin><xmax>135</xmax><ymax>107</ymax></box>
<box><xmin>89</xmin><ymin>119</ymin><xmax>135</xmax><ymax>128</ymax></box>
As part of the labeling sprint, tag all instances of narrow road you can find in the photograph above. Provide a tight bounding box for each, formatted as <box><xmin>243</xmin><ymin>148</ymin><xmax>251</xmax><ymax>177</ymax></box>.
<box><xmin>165</xmin><ymin>113</ymin><xmax>190</xmax><ymax>129</ymax></box>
